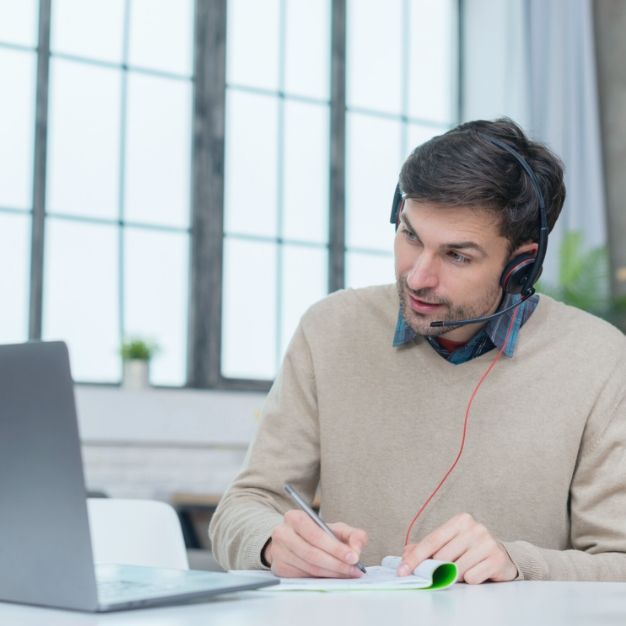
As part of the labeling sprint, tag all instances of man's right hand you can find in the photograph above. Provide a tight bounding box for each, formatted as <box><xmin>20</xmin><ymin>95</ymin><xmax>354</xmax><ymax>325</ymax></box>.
<box><xmin>263</xmin><ymin>509</ymin><xmax>368</xmax><ymax>578</ymax></box>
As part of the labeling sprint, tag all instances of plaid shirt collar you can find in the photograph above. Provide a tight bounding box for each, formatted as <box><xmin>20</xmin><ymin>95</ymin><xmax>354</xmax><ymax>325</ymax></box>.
<box><xmin>392</xmin><ymin>293</ymin><xmax>539</xmax><ymax>363</ymax></box>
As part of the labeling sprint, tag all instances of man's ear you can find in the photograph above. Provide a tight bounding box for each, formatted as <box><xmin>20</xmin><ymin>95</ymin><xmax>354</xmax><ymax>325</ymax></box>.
<box><xmin>510</xmin><ymin>242</ymin><xmax>539</xmax><ymax>260</ymax></box>
<box><xmin>501</xmin><ymin>242</ymin><xmax>541</xmax><ymax>295</ymax></box>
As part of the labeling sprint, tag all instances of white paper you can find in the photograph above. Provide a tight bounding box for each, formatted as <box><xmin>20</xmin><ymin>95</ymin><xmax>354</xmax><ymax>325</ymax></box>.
<box><xmin>232</xmin><ymin>557</ymin><xmax>457</xmax><ymax>591</ymax></box>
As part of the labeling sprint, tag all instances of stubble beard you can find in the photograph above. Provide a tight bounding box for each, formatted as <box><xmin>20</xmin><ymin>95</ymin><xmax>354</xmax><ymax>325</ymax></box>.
<box><xmin>396</xmin><ymin>276</ymin><xmax>502</xmax><ymax>337</ymax></box>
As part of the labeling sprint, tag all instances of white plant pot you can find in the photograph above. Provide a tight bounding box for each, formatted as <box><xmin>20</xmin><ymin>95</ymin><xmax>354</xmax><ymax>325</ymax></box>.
<box><xmin>122</xmin><ymin>359</ymin><xmax>150</xmax><ymax>390</ymax></box>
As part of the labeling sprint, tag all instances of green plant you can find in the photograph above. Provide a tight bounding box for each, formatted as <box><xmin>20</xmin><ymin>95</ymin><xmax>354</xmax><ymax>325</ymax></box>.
<box><xmin>537</xmin><ymin>231</ymin><xmax>626</xmax><ymax>332</ymax></box>
<box><xmin>120</xmin><ymin>338</ymin><xmax>159</xmax><ymax>361</ymax></box>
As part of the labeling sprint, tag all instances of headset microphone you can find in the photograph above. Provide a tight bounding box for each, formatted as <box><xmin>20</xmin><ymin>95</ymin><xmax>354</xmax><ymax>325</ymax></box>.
<box><xmin>390</xmin><ymin>134</ymin><xmax>549</xmax><ymax>330</ymax></box>
<box><xmin>429</xmin><ymin>289</ymin><xmax>534</xmax><ymax>328</ymax></box>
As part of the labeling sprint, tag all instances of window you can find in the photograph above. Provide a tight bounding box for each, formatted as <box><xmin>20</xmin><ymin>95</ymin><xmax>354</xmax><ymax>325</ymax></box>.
<box><xmin>222</xmin><ymin>0</ymin><xmax>331</xmax><ymax>379</ymax></box>
<box><xmin>2</xmin><ymin>0</ymin><xmax>458</xmax><ymax>389</ymax></box>
<box><xmin>0</xmin><ymin>0</ymin><xmax>38</xmax><ymax>344</ymax></box>
<box><xmin>43</xmin><ymin>0</ymin><xmax>193</xmax><ymax>385</ymax></box>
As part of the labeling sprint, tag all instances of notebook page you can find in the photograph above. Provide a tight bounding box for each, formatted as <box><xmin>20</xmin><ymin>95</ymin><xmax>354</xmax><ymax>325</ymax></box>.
<box><xmin>232</xmin><ymin>558</ymin><xmax>457</xmax><ymax>591</ymax></box>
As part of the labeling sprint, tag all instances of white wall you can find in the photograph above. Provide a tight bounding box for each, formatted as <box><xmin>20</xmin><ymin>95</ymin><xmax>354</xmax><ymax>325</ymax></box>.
<box><xmin>76</xmin><ymin>385</ymin><xmax>265</xmax><ymax>500</ymax></box>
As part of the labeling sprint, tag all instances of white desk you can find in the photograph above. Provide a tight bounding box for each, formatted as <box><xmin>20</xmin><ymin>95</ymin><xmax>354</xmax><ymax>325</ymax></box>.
<box><xmin>0</xmin><ymin>582</ymin><xmax>624</xmax><ymax>625</ymax></box>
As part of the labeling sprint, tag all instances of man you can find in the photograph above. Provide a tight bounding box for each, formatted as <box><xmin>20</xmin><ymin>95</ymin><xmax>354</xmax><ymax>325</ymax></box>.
<box><xmin>209</xmin><ymin>119</ymin><xmax>626</xmax><ymax>583</ymax></box>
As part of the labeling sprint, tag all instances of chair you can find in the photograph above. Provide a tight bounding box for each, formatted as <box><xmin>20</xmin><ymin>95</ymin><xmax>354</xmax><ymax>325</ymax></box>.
<box><xmin>87</xmin><ymin>498</ymin><xmax>189</xmax><ymax>570</ymax></box>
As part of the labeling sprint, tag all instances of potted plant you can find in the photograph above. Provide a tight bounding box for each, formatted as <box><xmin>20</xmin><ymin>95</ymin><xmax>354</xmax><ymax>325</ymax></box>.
<box><xmin>120</xmin><ymin>338</ymin><xmax>159</xmax><ymax>390</ymax></box>
<box><xmin>537</xmin><ymin>231</ymin><xmax>626</xmax><ymax>333</ymax></box>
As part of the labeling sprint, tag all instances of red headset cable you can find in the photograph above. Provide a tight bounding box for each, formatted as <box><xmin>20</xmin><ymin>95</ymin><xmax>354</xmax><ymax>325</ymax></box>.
<box><xmin>403</xmin><ymin>304</ymin><xmax>521</xmax><ymax>546</ymax></box>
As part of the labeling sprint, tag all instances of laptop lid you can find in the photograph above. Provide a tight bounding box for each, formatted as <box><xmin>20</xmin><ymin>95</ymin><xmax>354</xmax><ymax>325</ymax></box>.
<box><xmin>0</xmin><ymin>341</ymin><xmax>100</xmax><ymax>611</ymax></box>
<box><xmin>0</xmin><ymin>341</ymin><xmax>279</xmax><ymax>612</ymax></box>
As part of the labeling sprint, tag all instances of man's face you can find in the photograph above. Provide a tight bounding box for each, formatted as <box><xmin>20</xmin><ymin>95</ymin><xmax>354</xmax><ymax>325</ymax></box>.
<box><xmin>394</xmin><ymin>199</ymin><xmax>512</xmax><ymax>342</ymax></box>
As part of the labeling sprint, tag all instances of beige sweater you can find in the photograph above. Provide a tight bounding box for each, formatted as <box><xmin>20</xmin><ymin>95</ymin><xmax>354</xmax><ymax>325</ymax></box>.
<box><xmin>209</xmin><ymin>285</ymin><xmax>626</xmax><ymax>580</ymax></box>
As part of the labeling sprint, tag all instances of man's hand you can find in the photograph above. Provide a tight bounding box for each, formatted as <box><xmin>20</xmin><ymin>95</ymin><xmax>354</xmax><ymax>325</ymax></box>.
<box><xmin>263</xmin><ymin>509</ymin><xmax>368</xmax><ymax>578</ymax></box>
<box><xmin>398</xmin><ymin>512</ymin><xmax>518</xmax><ymax>584</ymax></box>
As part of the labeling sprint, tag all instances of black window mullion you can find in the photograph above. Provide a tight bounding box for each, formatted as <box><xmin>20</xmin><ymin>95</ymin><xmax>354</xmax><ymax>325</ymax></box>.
<box><xmin>28</xmin><ymin>0</ymin><xmax>52</xmax><ymax>340</ymax></box>
<box><xmin>401</xmin><ymin>0</ymin><xmax>410</xmax><ymax>157</ymax></box>
<box><xmin>328</xmin><ymin>0</ymin><xmax>347</xmax><ymax>294</ymax></box>
<box><xmin>274</xmin><ymin>3</ymin><xmax>285</xmax><ymax>376</ymax></box>
<box><xmin>118</xmin><ymin>0</ymin><xmax>132</xmax><ymax>373</ymax></box>
<box><xmin>456</xmin><ymin>0</ymin><xmax>465</xmax><ymax>123</ymax></box>
<box><xmin>187</xmin><ymin>0</ymin><xmax>227</xmax><ymax>388</ymax></box>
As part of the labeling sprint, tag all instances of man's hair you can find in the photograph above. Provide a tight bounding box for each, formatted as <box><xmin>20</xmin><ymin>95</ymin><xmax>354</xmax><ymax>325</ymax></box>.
<box><xmin>398</xmin><ymin>118</ymin><xmax>566</xmax><ymax>252</ymax></box>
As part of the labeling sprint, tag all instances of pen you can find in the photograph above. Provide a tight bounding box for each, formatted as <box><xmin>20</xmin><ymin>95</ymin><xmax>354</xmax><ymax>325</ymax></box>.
<box><xmin>283</xmin><ymin>483</ymin><xmax>367</xmax><ymax>574</ymax></box>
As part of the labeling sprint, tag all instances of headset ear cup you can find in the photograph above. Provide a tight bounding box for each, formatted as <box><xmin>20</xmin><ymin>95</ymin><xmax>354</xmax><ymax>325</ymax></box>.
<box><xmin>500</xmin><ymin>253</ymin><xmax>537</xmax><ymax>294</ymax></box>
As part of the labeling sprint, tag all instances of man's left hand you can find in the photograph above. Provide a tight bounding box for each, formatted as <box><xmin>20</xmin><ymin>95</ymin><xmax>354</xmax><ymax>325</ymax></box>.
<box><xmin>397</xmin><ymin>512</ymin><xmax>518</xmax><ymax>584</ymax></box>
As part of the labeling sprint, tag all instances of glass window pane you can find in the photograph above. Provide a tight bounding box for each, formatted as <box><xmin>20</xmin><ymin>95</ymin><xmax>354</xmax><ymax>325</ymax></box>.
<box><xmin>283</xmin><ymin>101</ymin><xmax>329</xmax><ymax>243</ymax></box>
<box><xmin>47</xmin><ymin>59</ymin><xmax>121</xmax><ymax>219</ymax></box>
<box><xmin>405</xmin><ymin>123</ymin><xmax>446</xmax><ymax>158</ymax></box>
<box><xmin>284</xmin><ymin>0</ymin><xmax>330</xmax><ymax>100</ymax></box>
<box><xmin>346</xmin><ymin>112</ymin><xmax>401</xmax><ymax>251</ymax></box>
<box><xmin>226</xmin><ymin>0</ymin><xmax>280</xmax><ymax>91</ymax></box>
<box><xmin>280</xmin><ymin>245</ymin><xmax>327</xmax><ymax>358</ymax></box>
<box><xmin>51</xmin><ymin>0</ymin><xmax>125</xmax><ymax>63</ymax></box>
<box><xmin>124</xmin><ymin>229</ymin><xmax>189</xmax><ymax>386</ymax></box>
<box><xmin>0</xmin><ymin>213</ymin><xmax>30</xmax><ymax>343</ymax></box>
<box><xmin>0</xmin><ymin>0</ymin><xmax>38</xmax><ymax>47</ymax></box>
<box><xmin>346</xmin><ymin>252</ymin><xmax>394</xmax><ymax>289</ymax></box>
<box><xmin>224</xmin><ymin>90</ymin><xmax>278</xmax><ymax>238</ymax></box>
<box><xmin>347</xmin><ymin>0</ymin><xmax>403</xmax><ymax>114</ymax></box>
<box><xmin>128</xmin><ymin>0</ymin><xmax>194</xmax><ymax>76</ymax></box>
<box><xmin>43</xmin><ymin>219</ymin><xmax>119</xmax><ymax>382</ymax></box>
<box><xmin>222</xmin><ymin>237</ymin><xmax>277</xmax><ymax>379</ymax></box>
<box><xmin>0</xmin><ymin>49</ymin><xmax>36</xmax><ymax>210</ymax></box>
<box><xmin>125</xmin><ymin>73</ymin><xmax>192</xmax><ymax>228</ymax></box>
<box><xmin>408</xmin><ymin>0</ymin><xmax>456</xmax><ymax>124</ymax></box>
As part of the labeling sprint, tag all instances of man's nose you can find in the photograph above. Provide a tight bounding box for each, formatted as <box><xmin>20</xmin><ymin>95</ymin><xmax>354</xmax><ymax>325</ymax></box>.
<box><xmin>406</xmin><ymin>254</ymin><xmax>439</xmax><ymax>291</ymax></box>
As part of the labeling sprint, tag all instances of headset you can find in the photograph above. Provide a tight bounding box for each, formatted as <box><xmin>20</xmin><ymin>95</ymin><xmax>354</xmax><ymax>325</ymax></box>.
<box><xmin>390</xmin><ymin>135</ymin><xmax>549</xmax><ymax>329</ymax></box>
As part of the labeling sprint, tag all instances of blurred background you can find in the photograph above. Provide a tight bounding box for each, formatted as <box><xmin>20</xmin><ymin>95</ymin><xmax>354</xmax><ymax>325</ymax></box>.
<box><xmin>1</xmin><ymin>0</ymin><xmax>625</xmax><ymax>562</ymax></box>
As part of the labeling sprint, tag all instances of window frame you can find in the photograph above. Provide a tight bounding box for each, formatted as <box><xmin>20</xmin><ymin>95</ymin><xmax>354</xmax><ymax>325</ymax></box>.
<box><xmin>12</xmin><ymin>0</ymin><xmax>460</xmax><ymax>392</ymax></box>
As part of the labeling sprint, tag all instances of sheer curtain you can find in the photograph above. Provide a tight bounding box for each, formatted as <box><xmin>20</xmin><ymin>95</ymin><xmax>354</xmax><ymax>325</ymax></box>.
<box><xmin>462</xmin><ymin>0</ymin><xmax>606</xmax><ymax>284</ymax></box>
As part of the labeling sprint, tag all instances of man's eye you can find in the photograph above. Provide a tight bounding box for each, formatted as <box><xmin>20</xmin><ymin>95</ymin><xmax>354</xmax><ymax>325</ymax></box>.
<box><xmin>402</xmin><ymin>227</ymin><xmax>417</xmax><ymax>241</ymax></box>
<box><xmin>448</xmin><ymin>251</ymin><xmax>470</xmax><ymax>264</ymax></box>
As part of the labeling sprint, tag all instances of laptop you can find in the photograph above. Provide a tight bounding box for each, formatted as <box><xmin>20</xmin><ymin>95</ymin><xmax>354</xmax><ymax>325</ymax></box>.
<box><xmin>0</xmin><ymin>341</ymin><xmax>278</xmax><ymax>612</ymax></box>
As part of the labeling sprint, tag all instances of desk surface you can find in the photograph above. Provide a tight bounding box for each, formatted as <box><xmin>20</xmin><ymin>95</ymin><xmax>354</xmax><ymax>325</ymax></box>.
<box><xmin>1</xmin><ymin>581</ymin><xmax>625</xmax><ymax>625</ymax></box>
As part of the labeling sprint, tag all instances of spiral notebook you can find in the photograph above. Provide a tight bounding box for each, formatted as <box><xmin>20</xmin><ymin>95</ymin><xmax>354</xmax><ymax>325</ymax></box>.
<box><xmin>233</xmin><ymin>557</ymin><xmax>458</xmax><ymax>591</ymax></box>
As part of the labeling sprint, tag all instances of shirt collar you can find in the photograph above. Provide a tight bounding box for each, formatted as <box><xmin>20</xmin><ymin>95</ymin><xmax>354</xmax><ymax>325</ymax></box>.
<box><xmin>392</xmin><ymin>293</ymin><xmax>539</xmax><ymax>358</ymax></box>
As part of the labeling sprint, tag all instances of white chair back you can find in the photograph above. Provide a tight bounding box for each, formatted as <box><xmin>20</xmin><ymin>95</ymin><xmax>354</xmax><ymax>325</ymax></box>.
<box><xmin>87</xmin><ymin>498</ymin><xmax>189</xmax><ymax>570</ymax></box>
